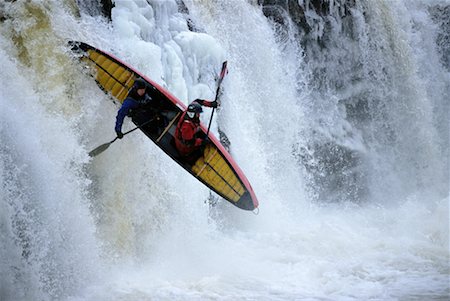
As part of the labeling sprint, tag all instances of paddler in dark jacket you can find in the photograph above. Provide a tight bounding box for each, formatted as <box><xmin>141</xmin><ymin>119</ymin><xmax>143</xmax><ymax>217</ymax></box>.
<box><xmin>174</xmin><ymin>99</ymin><xmax>218</xmax><ymax>158</ymax></box>
<box><xmin>115</xmin><ymin>78</ymin><xmax>152</xmax><ymax>138</ymax></box>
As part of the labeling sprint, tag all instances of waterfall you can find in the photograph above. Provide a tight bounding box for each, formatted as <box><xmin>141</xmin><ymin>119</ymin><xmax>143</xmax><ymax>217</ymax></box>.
<box><xmin>1</xmin><ymin>0</ymin><xmax>448</xmax><ymax>300</ymax></box>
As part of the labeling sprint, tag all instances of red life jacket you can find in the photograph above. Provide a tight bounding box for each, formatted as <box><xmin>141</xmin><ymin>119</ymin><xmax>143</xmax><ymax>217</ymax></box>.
<box><xmin>174</xmin><ymin>111</ymin><xmax>202</xmax><ymax>156</ymax></box>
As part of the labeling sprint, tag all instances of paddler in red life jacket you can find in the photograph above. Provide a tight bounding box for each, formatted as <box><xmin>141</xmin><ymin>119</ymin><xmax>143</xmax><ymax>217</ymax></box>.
<box><xmin>174</xmin><ymin>99</ymin><xmax>218</xmax><ymax>158</ymax></box>
<box><xmin>115</xmin><ymin>78</ymin><xmax>153</xmax><ymax>138</ymax></box>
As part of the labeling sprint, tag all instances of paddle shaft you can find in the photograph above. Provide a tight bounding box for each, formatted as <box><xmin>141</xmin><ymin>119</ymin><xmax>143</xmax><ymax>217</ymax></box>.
<box><xmin>206</xmin><ymin>61</ymin><xmax>228</xmax><ymax>137</ymax></box>
<box><xmin>89</xmin><ymin>118</ymin><xmax>154</xmax><ymax>157</ymax></box>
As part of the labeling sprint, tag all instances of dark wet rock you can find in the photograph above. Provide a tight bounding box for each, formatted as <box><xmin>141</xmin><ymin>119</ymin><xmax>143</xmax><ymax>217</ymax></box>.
<box><xmin>294</xmin><ymin>141</ymin><xmax>366</xmax><ymax>203</ymax></box>
<box><xmin>0</xmin><ymin>0</ymin><xmax>16</xmax><ymax>22</ymax></box>
<box><xmin>76</xmin><ymin>0</ymin><xmax>114</xmax><ymax>20</ymax></box>
<box><xmin>99</xmin><ymin>0</ymin><xmax>113</xmax><ymax>20</ymax></box>
<box><xmin>430</xmin><ymin>5</ymin><xmax>450</xmax><ymax>71</ymax></box>
<box><xmin>176</xmin><ymin>0</ymin><xmax>201</xmax><ymax>32</ymax></box>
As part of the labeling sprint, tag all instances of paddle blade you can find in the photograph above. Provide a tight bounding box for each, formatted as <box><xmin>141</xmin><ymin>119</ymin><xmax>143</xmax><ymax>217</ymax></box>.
<box><xmin>214</xmin><ymin>61</ymin><xmax>228</xmax><ymax>102</ymax></box>
<box><xmin>88</xmin><ymin>141</ymin><xmax>113</xmax><ymax>157</ymax></box>
<box><xmin>219</xmin><ymin>61</ymin><xmax>228</xmax><ymax>82</ymax></box>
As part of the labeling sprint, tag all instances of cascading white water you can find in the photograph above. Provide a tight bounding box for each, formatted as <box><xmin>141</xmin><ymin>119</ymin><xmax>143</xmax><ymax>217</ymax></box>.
<box><xmin>0</xmin><ymin>0</ymin><xmax>448</xmax><ymax>300</ymax></box>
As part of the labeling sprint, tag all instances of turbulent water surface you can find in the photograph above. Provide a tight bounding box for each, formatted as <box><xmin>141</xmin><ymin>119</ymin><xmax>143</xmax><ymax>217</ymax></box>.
<box><xmin>0</xmin><ymin>0</ymin><xmax>449</xmax><ymax>300</ymax></box>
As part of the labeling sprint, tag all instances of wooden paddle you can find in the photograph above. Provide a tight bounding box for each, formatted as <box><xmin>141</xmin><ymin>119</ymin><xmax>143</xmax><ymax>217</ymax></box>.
<box><xmin>88</xmin><ymin>118</ymin><xmax>153</xmax><ymax>157</ymax></box>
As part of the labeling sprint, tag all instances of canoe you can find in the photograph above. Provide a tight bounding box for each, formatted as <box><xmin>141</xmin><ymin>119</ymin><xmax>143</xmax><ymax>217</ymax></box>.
<box><xmin>69</xmin><ymin>41</ymin><xmax>258</xmax><ymax>211</ymax></box>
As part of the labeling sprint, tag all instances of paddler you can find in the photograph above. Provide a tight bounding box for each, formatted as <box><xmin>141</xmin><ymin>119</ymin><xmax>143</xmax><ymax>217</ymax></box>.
<box><xmin>115</xmin><ymin>78</ymin><xmax>154</xmax><ymax>139</ymax></box>
<box><xmin>174</xmin><ymin>99</ymin><xmax>218</xmax><ymax>160</ymax></box>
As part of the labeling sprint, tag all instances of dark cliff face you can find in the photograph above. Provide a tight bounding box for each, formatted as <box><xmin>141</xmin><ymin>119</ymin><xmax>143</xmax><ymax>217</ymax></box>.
<box><xmin>258</xmin><ymin>0</ymin><xmax>355</xmax><ymax>36</ymax></box>
<box><xmin>260</xmin><ymin>0</ymin><xmax>366</xmax><ymax>203</ymax></box>
<box><xmin>430</xmin><ymin>5</ymin><xmax>450</xmax><ymax>71</ymax></box>
<box><xmin>259</xmin><ymin>1</ymin><xmax>449</xmax><ymax>204</ymax></box>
